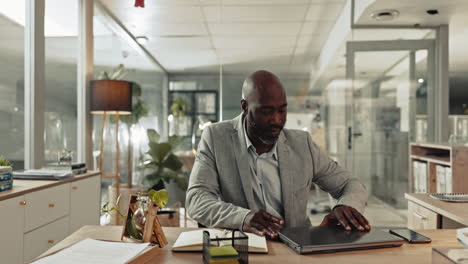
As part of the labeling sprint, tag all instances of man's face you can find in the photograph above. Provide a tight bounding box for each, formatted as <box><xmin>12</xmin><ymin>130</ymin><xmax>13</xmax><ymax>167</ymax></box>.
<box><xmin>244</xmin><ymin>87</ymin><xmax>287</xmax><ymax>145</ymax></box>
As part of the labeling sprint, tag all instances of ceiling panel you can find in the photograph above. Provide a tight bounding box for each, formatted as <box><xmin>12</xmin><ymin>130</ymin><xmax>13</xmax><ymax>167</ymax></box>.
<box><xmin>123</xmin><ymin>22</ymin><xmax>208</xmax><ymax>36</ymax></box>
<box><xmin>100</xmin><ymin>0</ymin><xmax>202</xmax><ymax>7</ymax></box>
<box><xmin>217</xmin><ymin>48</ymin><xmax>292</xmax><ymax>58</ymax></box>
<box><xmin>305</xmin><ymin>3</ymin><xmax>345</xmax><ymax>22</ymax></box>
<box><xmin>212</xmin><ymin>36</ymin><xmax>296</xmax><ymax>49</ymax></box>
<box><xmin>300</xmin><ymin>21</ymin><xmax>336</xmax><ymax>35</ymax></box>
<box><xmin>155</xmin><ymin>49</ymin><xmax>218</xmax><ymax>71</ymax></box>
<box><xmin>208</xmin><ymin>22</ymin><xmax>302</xmax><ymax>36</ymax></box>
<box><xmin>203</xmin><ymin>6</ymin><xmax>308</xmax><ymax>22</ymax></box>
<box><xmin>203</xmin><ymin>0</ymin><xmax>310</xmax><ymax>5</ymax></box>
<box><xmin>146</xmin><ymin>36</ymin><xmax>212</xmax><ymax>50</ymax></box>
<box><xmin>109</xmin><ymin>6</ymin><xmax>205</xmax><ymax>23</ymax></box>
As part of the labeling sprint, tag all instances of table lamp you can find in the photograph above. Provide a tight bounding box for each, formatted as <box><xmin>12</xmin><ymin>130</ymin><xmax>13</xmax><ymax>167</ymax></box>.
<box><xmin>91</xmin><ymin>80</ymin><xmax>132</xmax><ymax>224</ymax></box>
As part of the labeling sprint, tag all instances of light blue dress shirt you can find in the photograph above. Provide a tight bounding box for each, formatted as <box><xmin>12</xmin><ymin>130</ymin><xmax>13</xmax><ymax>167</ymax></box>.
<box><xmin>242</xmin><ymin>117</ymin><xmax>284</xmax><ymax>223</ymax></box>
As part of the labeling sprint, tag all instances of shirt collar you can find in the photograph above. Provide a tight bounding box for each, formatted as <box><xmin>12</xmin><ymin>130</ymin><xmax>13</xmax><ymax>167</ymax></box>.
<box><xmin>242</xmin><ymin>116</ymin><xmax>278</xmax><ymax>160</ymax></box>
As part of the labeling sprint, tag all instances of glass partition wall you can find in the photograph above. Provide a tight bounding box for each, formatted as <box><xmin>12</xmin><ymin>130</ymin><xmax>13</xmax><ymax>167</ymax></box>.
<box><xmin>0</xmin><ymin>0</ymin><xmax>25</xmax><ymax>169</ymax></box>
<box><xmin>320</xmin><ymin>27</ymin><xmax>437</xmax><ymax>220</ymax></box>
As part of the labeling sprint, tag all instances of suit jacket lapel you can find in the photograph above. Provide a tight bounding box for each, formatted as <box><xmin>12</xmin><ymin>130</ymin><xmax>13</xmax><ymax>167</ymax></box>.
<box><xmin>277</xmin><ymin>133</ymin><xmax>294</xmax><ymax>227</ymax></box>
<box><xmin>231</xmin><ymin>115</ymin><xmax>256</xmax><ymax>210</ymax></box>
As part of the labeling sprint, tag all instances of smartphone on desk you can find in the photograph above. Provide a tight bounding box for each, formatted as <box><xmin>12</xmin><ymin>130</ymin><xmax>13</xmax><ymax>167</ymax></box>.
<box><xmin>389</xmin><ymin>228</ymin><xmax>432</xmax><ymax>243</ymax></box>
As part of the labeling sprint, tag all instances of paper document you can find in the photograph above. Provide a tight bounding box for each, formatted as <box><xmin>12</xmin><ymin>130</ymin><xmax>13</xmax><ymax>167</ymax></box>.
<box><xmin>13</xmin><ymin>169</ymin><xmax>73</xmax><ymax>180</ymax></box>
<box><xmin>32</xmin><ymin>238</ymin><xmax>149</xmax><ymax>264</ymax></box>
<box><xmin>172</xmin><ymin>229</ymin><xmax>268</xmax><ymax>253</ymax></box>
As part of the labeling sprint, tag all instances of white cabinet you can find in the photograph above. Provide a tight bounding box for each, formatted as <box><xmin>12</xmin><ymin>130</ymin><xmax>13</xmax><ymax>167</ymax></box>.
<box><xmin>0</xmin><ymin>173</ymin><xmax>100</xmax><ymax>264</ymax></box>
<box><xmin>23</xmin><ymin>216</ymin><xmax>70</xmax><ymax>263</ymax></box>
<box><xmin>407</xmin><ymin>201</ymin><xmax>439</xmax><ymax>229</ymax></box>
<box><xmin>0</xmin><ymin>196</ymin><xmax>26</xmax><ymax>264</ymax></box>
<box><xmin>70</xmin><ymin>176</ymin><xmax>101</xmax><ymax>233</ymax></box>
<box><xmin>24</xmin><ymin>184</ymin><xmax>70</xmax><ymax>232</ymax></box>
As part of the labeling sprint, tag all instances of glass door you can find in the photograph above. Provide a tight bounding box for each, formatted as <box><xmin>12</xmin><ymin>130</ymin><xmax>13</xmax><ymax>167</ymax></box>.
<box><xmin>346</xmin><ymin>39</ymin><xmax>435</xmax><ymax>208</ymax></box>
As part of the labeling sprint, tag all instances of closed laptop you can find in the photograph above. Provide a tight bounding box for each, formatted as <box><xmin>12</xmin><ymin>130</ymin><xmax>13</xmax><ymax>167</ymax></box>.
<box><xmin>278</xmin><ymin>226</ymin><xmax>404</xmax><ymax>254</ymax></box>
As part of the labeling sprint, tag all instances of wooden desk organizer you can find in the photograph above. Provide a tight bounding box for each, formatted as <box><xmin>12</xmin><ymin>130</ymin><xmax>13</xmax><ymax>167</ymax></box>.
<box><xmin>121</xmin><ymin>194</ymin><xmax>168</xmax><ymax>248</ymax></box>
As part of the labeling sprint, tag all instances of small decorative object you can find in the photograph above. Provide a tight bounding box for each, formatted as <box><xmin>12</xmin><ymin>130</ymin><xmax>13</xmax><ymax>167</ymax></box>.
<box><xmin>135</xmin><ymin>0</ymin><xmax>144</xmax><ymax>7</ymax></box>
<box><xmin>121</xmin><ymin>190</ymin><xmax>169</xmax><ymax>247</ymax></box>
<box><xmin>0</xmin><ymin>156</ymin><xmax>13</xmax><ymax>192</ymax></box>
<box><xmin>203</xmin><ymin>230</ymin><xmax>248</xmax><ymax>264</ymax></box>
<box><xmin>58</xmin><ymin>149</ymin><xmax>73</xmax><ymax>165</ymax></box>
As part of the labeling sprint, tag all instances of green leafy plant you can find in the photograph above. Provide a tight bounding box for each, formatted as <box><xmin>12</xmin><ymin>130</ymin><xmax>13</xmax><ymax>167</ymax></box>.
<box><xmin>170</xmin><ymin>98</ymin><xmax>188</xmax><ymax>117</ymax></box>
<box><xmin>0</xmin><ymin>156</ymin><xmax>12</xmax><ymax>167</ymax></box>
<box><xmin>143</xmin><ymin>129</ymin><xmax>188</xmax><ymax>191</ymax></box>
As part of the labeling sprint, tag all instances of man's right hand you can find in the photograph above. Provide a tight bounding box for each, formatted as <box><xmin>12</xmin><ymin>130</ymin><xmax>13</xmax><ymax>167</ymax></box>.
<box><xmin>242</xmin><ymin>210</ymin><xmax>284</xmax><ymax>239</ymax></box>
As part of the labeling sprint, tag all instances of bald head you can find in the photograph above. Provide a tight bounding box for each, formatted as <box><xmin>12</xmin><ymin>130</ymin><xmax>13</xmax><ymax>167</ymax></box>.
<box><xmin>241</xmin><ymin>70</ymin><xmax>287</xmax><ymax>148</ymax></box>
<box><xmin>242</xmin><ymin>70</ymin><xmax>285</xmax><ymax>103</ymax></box>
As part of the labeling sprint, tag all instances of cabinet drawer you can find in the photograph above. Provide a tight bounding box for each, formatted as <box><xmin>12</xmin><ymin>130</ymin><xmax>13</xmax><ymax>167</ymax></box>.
<box><xmin>23</xmin><ymin>216</ymin><xmax>69</xmax><ymax>263</ymax></box>
<box><xmin>70</xmin><ymin>175</ymin><xmax>101</xmax><ymax>233</ymax></box>
<box><xmin>24</xmin><ymin>183</ymin><xmax>70</xmax><ymax>232</ymax></box>
<box><xmin>408</xmin><ymin>201</ymin><xmax>439</xmax><ymax>229</ymax></box>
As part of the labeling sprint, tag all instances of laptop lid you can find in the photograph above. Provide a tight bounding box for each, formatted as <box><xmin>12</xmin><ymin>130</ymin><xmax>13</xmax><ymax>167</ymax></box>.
<box><xmin>278</xmin><ymin>226</ymin><xmax>404</xmax><ymax>254</ymax></box>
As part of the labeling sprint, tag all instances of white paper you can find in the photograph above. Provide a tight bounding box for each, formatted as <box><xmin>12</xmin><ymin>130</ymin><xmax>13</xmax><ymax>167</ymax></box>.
<box><xmin>32</xmin><ymin>239</ymin><xmax>149</xmax><ymax>264</ymax></box>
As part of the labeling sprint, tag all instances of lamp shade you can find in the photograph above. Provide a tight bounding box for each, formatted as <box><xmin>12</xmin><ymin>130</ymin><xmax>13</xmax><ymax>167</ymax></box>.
<box><xmin>90</xmin><ymin>80</ymin><xmax>132</xmax><ymax>115</ymax></box>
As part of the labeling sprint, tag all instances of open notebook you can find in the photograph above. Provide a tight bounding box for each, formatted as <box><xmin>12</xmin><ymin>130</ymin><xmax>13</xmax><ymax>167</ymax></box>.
<box><xmin>172</xmin><ymin>229</ymin><xmax>268</xmax><ymax>253</ymax></box>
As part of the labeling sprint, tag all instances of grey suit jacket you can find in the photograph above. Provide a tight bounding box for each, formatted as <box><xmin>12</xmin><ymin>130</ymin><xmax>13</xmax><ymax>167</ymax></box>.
<box><xmin>186</xmin><ymin>114</ymin><xmax>367</xmax><ymax>230</ymax></box>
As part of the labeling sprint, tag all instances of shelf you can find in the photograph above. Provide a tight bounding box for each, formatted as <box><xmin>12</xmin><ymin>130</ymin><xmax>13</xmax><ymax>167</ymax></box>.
<box><xmin>410</xmin><ymin>155</ymin><xmax>451</xmax><ymax>166</ymax></box>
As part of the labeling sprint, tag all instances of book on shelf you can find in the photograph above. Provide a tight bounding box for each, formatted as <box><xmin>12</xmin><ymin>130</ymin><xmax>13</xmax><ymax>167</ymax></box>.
<box><xmin>445</xmin><ymin>167</ymin><xmax>452</xmax><ymax>193</ymax></box>
<box><xmin>413</xmin><ymin>161</ymin><xmax>428</xmax><ymax>193</ymax></box>
<box><xmin>13</xmin><ymin>169</ymin><xmax>73</xmax><ymax>180</ymax></box>
<box><xmin>172</xmin><ymin>229</ymin><xmax>268</xmax><ymax>253</ymax></box>
<box><xmin>43</xmin><ymin>163</ymin><xmax>87</xmax><ymax>175</ymax></box>
<box><xmin>0</xmin><ymin>166</ymin><xmax>12</xmax><ymax>174</ymax></box>
<box><xmin>436</xmin><ymin>165</ymin><xmax>446</xmax><ymax>193</ymax></box>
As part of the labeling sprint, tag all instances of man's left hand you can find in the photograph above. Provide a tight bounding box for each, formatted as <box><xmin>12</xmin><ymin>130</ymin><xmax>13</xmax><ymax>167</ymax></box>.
<box><xmin>320</xmin><ymin>205</ymin><xmax>371</xmax><ymax>231</ymax></box>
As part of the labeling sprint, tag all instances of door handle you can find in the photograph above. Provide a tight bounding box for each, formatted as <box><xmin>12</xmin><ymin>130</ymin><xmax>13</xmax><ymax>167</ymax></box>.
<box><xmin>348</xmin><ymin>126</ymin><xmax>352</xmax><ymax>150</ymax></box>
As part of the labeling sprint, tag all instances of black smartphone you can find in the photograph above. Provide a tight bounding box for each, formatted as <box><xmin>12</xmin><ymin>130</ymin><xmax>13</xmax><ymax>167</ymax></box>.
<box><xmin>389</xmin><ymin>228</ymin><xmax>432</xmax><ymax>243</ymax></box>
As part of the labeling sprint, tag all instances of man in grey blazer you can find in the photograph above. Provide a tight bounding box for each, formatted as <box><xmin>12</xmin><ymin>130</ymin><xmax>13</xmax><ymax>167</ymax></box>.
<box><xmin>186</xmin><ymin>70</ymin><xmax>370</xmax><ymax>238</ymax></box>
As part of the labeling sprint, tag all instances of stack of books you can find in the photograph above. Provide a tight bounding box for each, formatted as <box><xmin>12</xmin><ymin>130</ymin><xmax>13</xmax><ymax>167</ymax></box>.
<box><xmin>0</xmin><ymin>166</ymin><xmax>13</xmax><ymax>192</ymax></box>
<box><xmin>43</xmin><ymin>163</ymin><xmax>87</xmax><ymax>175</ymax></box>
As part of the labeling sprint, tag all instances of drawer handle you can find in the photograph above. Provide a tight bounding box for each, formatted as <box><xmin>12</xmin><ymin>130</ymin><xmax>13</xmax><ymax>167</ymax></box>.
<box><xmin>72</xmin><ymin>186</ymin><xmax>78</xmax><ymax>190</ymax></box>
<box><xmin>48</xmin><ymin>203</ymin><xmax>55</xmax><ymax>208</ymax></box>
<box><xmin>413</xmin><ymin>212</ymin><xmax>427</xmax><ymax>220</ymax></box>
<box><xmin>19</xmin><ymin>201</ymin><xmax>27</xmax><ymax>206</ymax></box>
<box><xmin>48</xmin><ymin>240</ymin><xmax>54</xmax><ymax>244</ymax></box>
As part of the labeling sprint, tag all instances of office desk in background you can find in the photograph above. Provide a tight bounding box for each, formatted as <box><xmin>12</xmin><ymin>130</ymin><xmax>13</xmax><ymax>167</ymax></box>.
<box><xmin>40</xmin><ymin>226</ymin><xmax>463</xmax><ymax>264</ymax></box>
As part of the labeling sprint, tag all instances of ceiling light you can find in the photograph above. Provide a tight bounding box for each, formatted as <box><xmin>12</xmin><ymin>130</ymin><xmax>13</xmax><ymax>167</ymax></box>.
<box><xmin>136</xmin><ymin>36</ymin><xmax>148</xmax><ymax>45</ymax></box>
<box><xmin>418</xmin><ymin>78</ymin><xmax>424</xmax><ymax>83</ymax></box>
<box><xmin>370</xmin><ymin>9</ymin><xmax>399</xmax><ymax>21</ymax></box>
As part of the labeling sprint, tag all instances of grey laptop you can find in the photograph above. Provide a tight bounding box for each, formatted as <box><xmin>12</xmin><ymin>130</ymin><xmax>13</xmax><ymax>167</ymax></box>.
<box><xmin>278</xmin><ymin>226</ymin><xmax>404</xmax><ymax>254</ymax></box>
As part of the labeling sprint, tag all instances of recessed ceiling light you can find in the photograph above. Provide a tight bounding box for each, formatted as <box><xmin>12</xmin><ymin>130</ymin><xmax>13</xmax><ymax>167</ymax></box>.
<box><xmin>136</xmin><ymin>36</ymin><xmax>148</xmax><ymax>45</ymax></box>
<box><xmin>370</xmin><ymin>9</ymin><xmax>399</xmax><ymax>21</ymax></box>
<box><xmin>418</xmin><ymin>78</ymin><xmax>424</xmax><ymax>83</ymax></box>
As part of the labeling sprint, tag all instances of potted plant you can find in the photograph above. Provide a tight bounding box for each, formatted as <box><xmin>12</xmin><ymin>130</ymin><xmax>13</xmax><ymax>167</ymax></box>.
<box><xmin>143</xmin><ymin>129</ymin><xmax>189</xmax><ymax>205</ymax></box>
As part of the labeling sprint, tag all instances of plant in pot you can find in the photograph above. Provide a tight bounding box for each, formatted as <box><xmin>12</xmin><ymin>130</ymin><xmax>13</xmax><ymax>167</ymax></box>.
<box><xmin>143</xmin><ymin>129</ymin><xmax>189</xmax><ymax>205</ymax></box>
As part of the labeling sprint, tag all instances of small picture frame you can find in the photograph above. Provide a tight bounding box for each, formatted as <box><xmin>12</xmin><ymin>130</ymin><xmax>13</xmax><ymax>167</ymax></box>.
<box><xmin>121</xmin><ymin>194</ymin><xmax>168</xmax><ymax>248</ymax></box>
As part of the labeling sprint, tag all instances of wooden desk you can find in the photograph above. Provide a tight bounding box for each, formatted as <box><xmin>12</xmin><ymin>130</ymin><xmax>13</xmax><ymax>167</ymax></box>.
<box><xmin>41</xmin><ymin>225</ymin><xmax>463</xmax><ymax>264</ymax></box>
<box><xmin>406</xmin><ymin>193</ymin><xmax>468</xmax><ymax>229</ymax></box>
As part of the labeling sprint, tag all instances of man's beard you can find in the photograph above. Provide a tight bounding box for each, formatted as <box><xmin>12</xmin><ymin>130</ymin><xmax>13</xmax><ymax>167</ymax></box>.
<box><xmin>247</xmin><ymin>113</ymin><xmax>282</xmax><ymax>145</ymax></box>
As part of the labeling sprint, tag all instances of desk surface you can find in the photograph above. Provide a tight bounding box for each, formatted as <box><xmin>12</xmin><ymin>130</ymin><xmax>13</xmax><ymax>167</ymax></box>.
<box><xmin>405</xmin><ymin>193</ymin><xmax>468</xmax><ymax>225</ymax></box>
<box><xmin>41</xmin><ymin>225</ymin><xmax>463</xmax><ymax>264</ymax></box>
